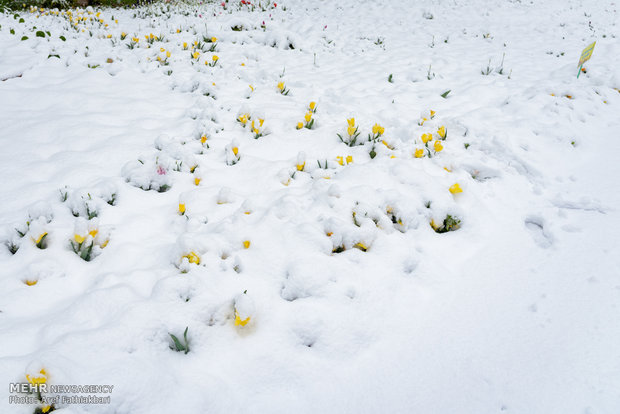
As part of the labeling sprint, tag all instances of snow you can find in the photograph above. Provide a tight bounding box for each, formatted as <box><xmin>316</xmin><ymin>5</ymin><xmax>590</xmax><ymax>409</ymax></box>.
<box><xmin>1</xmin><ymin>0</ymin><xmax>620</xmax><ymax>413</ymax></box>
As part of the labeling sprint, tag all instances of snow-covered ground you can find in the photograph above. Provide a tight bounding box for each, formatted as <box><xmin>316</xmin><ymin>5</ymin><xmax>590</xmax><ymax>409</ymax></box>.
<box><xmin>1</xmin><ymin>0</ymin><xmax>619</xmax><ymax>412</ymax></box>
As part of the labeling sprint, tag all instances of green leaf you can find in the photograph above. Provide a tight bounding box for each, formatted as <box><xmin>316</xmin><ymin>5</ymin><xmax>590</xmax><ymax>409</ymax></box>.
<box><xmin>169</xmin><ymin>333</ymin><xmax>185</xmax><ymax>352</ymax></box>
<box><xmin>35</xmin><ymin>30</ymin><xmax>45</xmax><ymax>38</ymax></box>
<box><xmin>59</xmin><ymin>35</ymin><xmax>66</xmax><ymax>41</ymax></box>
<box><xmin>440</xmin><ymin>90</ymin><xmax>451</xmax><ymax>98</ymax></box>
<box><xmin>21</xmin><ymin>36</ymin><xmax>28</xmax><ymax>41</ymax></box>
<box><xmin>19</xmin><ymin>18</ymin><xmax>24</xmax><ymax>23</ymax></box>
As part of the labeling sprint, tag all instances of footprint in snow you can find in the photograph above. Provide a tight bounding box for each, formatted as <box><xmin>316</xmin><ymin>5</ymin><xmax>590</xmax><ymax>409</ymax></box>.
<box><xmin>524</xmin><ymin>215</ymin><xmax>553</xmax><ymax>248</ymax></box>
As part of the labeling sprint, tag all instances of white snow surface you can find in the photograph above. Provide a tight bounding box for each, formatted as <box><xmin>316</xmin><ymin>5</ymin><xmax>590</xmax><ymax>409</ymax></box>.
<box><xmin>1</xmin><ymin>0</ymin><xmax>620</xmax><ymax>413</ymax></box>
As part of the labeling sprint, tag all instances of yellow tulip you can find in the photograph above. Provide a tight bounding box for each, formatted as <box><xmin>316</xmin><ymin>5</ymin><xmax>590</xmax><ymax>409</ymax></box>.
<box><xmin>212</xmin><ymin>55</ymin><xmax>219</xmax><ymax>61</ymax></box>
<box><xmin>33</xmin><ymin>232</ymin><xmax>47</xmax><ymax>245</ymax></box>
<box><xmin>296</xmin><ymin>162</ymin><xmax>305</xmax><ymax>171</ymax></box>
<box><xmin>232</xmin><ymin>147</ymin><xmax>239</xmax><ymax>156</ymax></box>
<box><xmin>211</xmin><ymin>37</ymin><xmax>217</xmax><ymax>42</ymax></box>
<box><xmin>74</xmin><ymin>234</ymin><xmax>85</xmax><ymax>243</ymax></box>
<box><xmin>201</xmin><ymin>135</ymin><xmax>207</xmax><ymax>144</ymax></box>
<box><xmin>234</xmin><ymin>310</ymin><xmax>250</xmax><ymax>326</ymax></box>
<box><xmin>430</xmin><ymin>110</ymin><xmax>436</xmax><ymax>118</ymax></box>
<box><xmin>166</xmin><ymin>51</ymin><xmax>171</xmax><ymax>58</ymax></box>
<box><xmin>346</xmin><ymin>155</ymin><xmax>353</xmax><ymax>164</ymax></box>
<box><xmin>179</xmin><ymin>203</ymin><xmax>186</xmax><ymax>214</ymax></box>
<box><xmin>277</xmin><ymin>81</ymin><xmax>284</xmax><ymax>91</ymax></box>
<box><xmin>449</xmin><ymin>183</ymin><xmax>463</xmax><ymax>194</ymax></box>
<box><xmin>372</xmin><ymin>123</ymin><xmax>385</xmax><ymax>135</ymax></box>
<box><xmin>304</xmin><ymin>112</ymin><xmax>312</xmax><ymax>122</ymax></box>
<box><xmin>88</xmin><ymin>229</ymin><xmax>98</xmax><ymax>238</ymax></box>
<box><xmin>296</xmin><ymin>122</ymin><xmax>303</xmax><ymax>129</ymax></box>
<box><xmin>336</xmin><ymin>156</ymin><xmax>344</xmax><ymax>166</ymax></box>
<box><xmin>26</xmin><ymin>369</ymin><xmax>47</xmax><ymax>386</ymax></box>
<box><xmin>354</xmin><ymin>242</ymin><xmax>368</xmax><ymax>251</ymax></box>
<box><xmin>309</xmin><ymin>101</ymin><xmax>316</xmax><ymax>111</ymax></box>
<box><xmin>183</xmin><ymin>42</ymin><xmax>187</xmax><ymax>49</ymax></box>
<box><xmin>347</xmin><ymin>117</ymin><xmax>355</xmax><ymax>127</ymax></box>
<box><xmin>421</xmin><ymin>133</ymin><xmax>432</xmax><ymax>144</ymax></box>
<box><xmin>192</xmin><ymin>51</ymin><xmax>200</xmax><ymax>59</ymax></box>
<box><xmin>185</xmin><ymin>252</ymin><xmax>200</xmax><ymax>264</ymax></box>
<box><xmin>347</xmin><ymin>125</ymin><xmax>357</xmax><ymax>136</ymax></box>
<box><xmin>25</xmin><ymin>279</ymin><xmax>38</xmax><ymax>286</ymax></box>
<box><xmin>414</xmin><ymin>149</ymin><xmax>424</xmax><ymax>158</ymax></box>
<box><xmin>437</xmin><ymin>126</ymin><xmax>447</xmax><ymax>139</ymax></box>
<box><xmin>243</xmin><ymin>240</ymin><xmax>250</xmax><ymax>249</ymax></box>
<box><xmin>259</xmin><ymin>118</ymin><xmax>265</xmax><ymax>127</ymax></box>
<box><xmin>194</xmin><ymin>177</ymin><xmax>201</xmax><ymax>186</ymax></box>
<box><xmin>434</xmin><ymin>140</ymin><xmax>443</xmax><ymax>152</ymax></box>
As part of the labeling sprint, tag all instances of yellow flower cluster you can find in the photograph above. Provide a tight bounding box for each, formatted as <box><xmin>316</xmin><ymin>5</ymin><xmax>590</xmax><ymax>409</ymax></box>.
<box><xmin>336</xmin><ymin>155</ymin><xmax>353</xmax><ymax>166</ymax></box>
<box><xmin>183</xmin><ymin>251</ymin><xmax>200</xmax><ymax>265</ymax></box>
<box><xmin>296</xmin><ymin>103</ymin><xmax>316</xmax><ymax>129</ymax></box>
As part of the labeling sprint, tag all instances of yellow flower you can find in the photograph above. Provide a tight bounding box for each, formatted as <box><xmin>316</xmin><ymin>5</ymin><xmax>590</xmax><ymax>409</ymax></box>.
<box><xmin>25</xmin><ymin>279</ymin><xmax>38</xmax><ymax>286</ymax></box>
<box><xmin>42</xmin><ymin>406</ymin><xmax>51</xmax><ymax>413</ymax></box>
<box><xmin>249</xmin><ymin>84</ymin><xmax>254</xmax><ymax>92</ymax></box>
<box><xmin>259</xmin><ymin>118</ymin><xmax>265</xmax><ymax>127</ymax></box>
<box><xmin>200</xmin><ymin>135</ymin><xmax>207</xmax><ymax>144</ymax></box>
<box><xmin>192</xmin><ymin>51</ymin><xmax>200</xmax><ymax>59</ymax></box>
<box><xmin>234</xmin><ymin>310</ymin><xmax>250</xmax><ymax>326</ymax></box>
<box><xmin>296</xmin><ymin>122</ymin><xmax>303</xmax><ymax>130</ymax></box>
<box><xmin>296</xmin><ymin>162</ymin><xmax>305</xmax><ymax>171</ymax></box>
<box><xmin>309</xmin><ymin>101</ymin><xmax>316</xmax><ymax>111</ymax></box>
<box><xmin>336</xmin><ymin>156</ymin><xmax>344</xmax><ymax>166</ymax></box>
<box><xmin>347</xmin><ymin>125</ymin><xmax>357</xmax><ymax>136</ymax></box>
<box><xmin>106</xmin><ymin>34</ymin><xmax>112</xmax><ymax>38</ymax></box>
<box><xmin>232</xmin><ymin>147</ymin><xmax>239</xmax><ymax>156</ymax></box>
<box><xmin>414</xmin><ymin>148</ymin><xmax>424</xmax><ymax>158</ymax></box>
<box><xmin>160</xmin><ymin>47</ymin><xmax>165</xmax><ymax>52</ymax></box>
<box><xmin>347</xmin><ymin>117</ymin><xmax>355</xmax><ymax>127</ymax></box>
<box><xmin>444</xmin><ymin>166</ymin><xmax>452</xmax><ymax>172</ymax></box>
<box><xmin>449</xmin><ymin>183</ymin><xmax>463</xmax><ymax>194</ymax></box>
<box><xmin>33</xmin><ymin>232</ymin><xmax>47</xmax><ymax>245</ymax></box>
<box><xmin>132</xmin><ymin>37</ymin><xmax>139</xmax><ymax>42</ymax></box>
<box><xmin>354</xmin><ymin>242</ymin><xmax>368</xmax><ymax>251</ymax></box>
<box><xmin>421</xmin><ymin>133</ymin><xmax>432</xmax><ymax>144</ymax></box>
<box><xmin>277</xmin><ymin>81</ymin><xmax>285</xmax><ymax>91</ymax></box>
<box><xmin>381</xmin><ymin>140</ymin><xmax>393</xmax><ymax>149</ymax></box>
<box><xmin>434</xmin><ymin>140</ymin><xmax>443</xmax><ymax>152</ymax></box>
<box><xmin>88</xmin><ymin>229</ymin><xmax>98</xmax><ymax>238</ymax></box>
<box><xmin>304</xmin><ymin>112</ymin><xmax>312</xmax><ymax>122</ymax></box>
<box><xmin>185</xmin><ymin>251</ymin><xmax>200</xmax><ymax>264</ymax></box>
<box><xmin>419</xmin><ymin>117</ymin><xmax>428</xmax><ymax>126</ymax></box>
<box><xmin>212</xmin><ymin>55</ymin><xmax>219</xmax><ymax>62</ymax></box>
<box><xmin>149</xmin><ymin>33</ymin><xmax>154</xmax><ymax>39</ymax></box>
<box><xmin>194</xmin><ymin>177</ymin><xmax>201</xmax><ymax>186</ymax></box>
<box><xmin>346</xmin><ymin>155</ymin><xmax>353</xmax><ymax>164</ymax></box>
<box><xmin>437</xmin><ymin>126</ymin><xmax>447</xmax><ymax>139</ymax></box>
<box><xmin>430</xmin><ymin>110</ymin><xmax>436</xmax><ymax>118</ymax></box>
<box><xmin>179</xmin><ymin>203</ymin><xmax>186</xmax><ymax>214</ymax></box>
<box><xmin>211</xmin><ymin>37</ymin><xmax>217</xmax><ymax>42</ymax></box>
<box><xmin>243</xmin><ymin>240</ymin><xmax>250</xmax><ymax>249</ymax></box>
<box><xmin>372</xmin><ymin>123</ymin><xmax>385</xmax><ymax>135</ymax></box>
<box><xmin>74</xmin><ymin>234</ymin><xmax>85</xmax><ymax>243</ymax></box>
<box><xmin>166</xmin><ymin>51</ymin><xmax>171</xmax><ymax>58</ymax></box>
<box><xmin>183</xmin><ymin>42</ymin><xmax>187</xmax><ymax>49</ymax></box>
<box><xmin>238</xmin><ymin>114</ymin><xmax>247</xmax><ymax>125</ymax></box>
<box><xmin>430</xmin><ymin>219</ymin><xmax>438</xmax><ymax>230</ymax></box>
<box><xmin>253</xmin><ymin>128</ymin><xmax>259</xmax><ymax>135</ymax></box>
<box><xmin>26</xmin><ymin>369</ymin><xmax>47</xmax><ymax>386</ymax></box>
